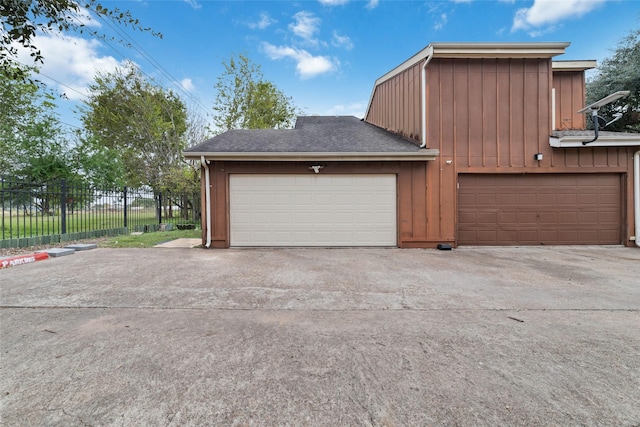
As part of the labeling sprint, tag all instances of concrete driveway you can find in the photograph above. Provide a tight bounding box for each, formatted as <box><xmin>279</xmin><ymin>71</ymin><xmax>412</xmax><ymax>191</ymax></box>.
<box><xmin>1</xmin><ymin>246</ymin><xmax>639</xmax><ymax>426</ymax></box>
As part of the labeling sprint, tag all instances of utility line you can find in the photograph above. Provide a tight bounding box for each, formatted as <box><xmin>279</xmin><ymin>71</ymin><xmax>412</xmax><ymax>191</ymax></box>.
<box><xmin>93</xmin><ymin>12</ymin><xmax>211</xmax><ymax>119</ymax></box>
<box><xmin>10</xmin><ymin>58</ymin><xmax>90</xmax><ymax>101</ymax></box>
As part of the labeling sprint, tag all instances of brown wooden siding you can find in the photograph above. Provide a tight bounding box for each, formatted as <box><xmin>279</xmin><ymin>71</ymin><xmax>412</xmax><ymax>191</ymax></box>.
<box><xmin>364</xmin><ymin>56</ymin><xmax>635</xmax><ymax>246</ymax></box>
<box><xmin>427</xmin><ymin>58</ymin><xmax>552</xmax><ymax>170</ymax></box>
<box><xmin>366</xmin><ymin>62</ymin><xmax>422</xmax><ymax>143</ymax></box>
<box><xmin>200</xmin><ymin>161</ymin><xmax>442</xmax><ymax>248</ymax></box>
<box><xmin>553</xmin><ymin>70</ymin><xmax>587</xmax><ymax>130</ymax></box>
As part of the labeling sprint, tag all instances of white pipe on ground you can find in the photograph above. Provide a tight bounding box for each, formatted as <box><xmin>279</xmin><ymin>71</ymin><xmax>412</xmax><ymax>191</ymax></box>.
<box><xmin>634</xmin><ymin>150</ymin><xmax>640</xmax><ymax>247</ymax></box>
<box><xmin>420</xmin><ymin>47</ymin><xmax>434</xmax><ymax>149</ymax></box>
<box><xmin>200</xmin><ymin>156</ymin><xmax>212</xmax><ymax>248</ymax></box>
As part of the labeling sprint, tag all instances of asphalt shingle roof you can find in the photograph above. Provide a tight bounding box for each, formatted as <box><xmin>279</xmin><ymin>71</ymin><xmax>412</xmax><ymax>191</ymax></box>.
<box><xmin>184</xmin><ymin>116</ymin><xmax>422</xmax><ymax>154</ymax></box>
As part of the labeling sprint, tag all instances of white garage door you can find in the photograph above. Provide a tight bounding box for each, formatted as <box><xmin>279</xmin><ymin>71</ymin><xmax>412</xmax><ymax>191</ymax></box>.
<box><xmin>230</xmin><ymin>174</ymin><xmax>397</xmax><ymax>247</ymax></box>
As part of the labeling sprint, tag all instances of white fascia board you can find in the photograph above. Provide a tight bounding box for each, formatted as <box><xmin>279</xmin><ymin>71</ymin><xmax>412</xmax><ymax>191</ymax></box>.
<box><xmin>552</xmin><ymin>60</ymin><xmax>597</xmax><ymax>71</ymax></box>
<box><xmin>183</xmin><ymin>150</ymin><xmax>440</xmax><ymax>162</ymax></box>
<box><xmin>430</xmin><ymin>42</ymin><xmax>570</xmax><ymax>58</ymax></box>
<box><xmin>550</xmin><ymin>135</ymin><xmax>640</xmax><ymax>148</ymax></box>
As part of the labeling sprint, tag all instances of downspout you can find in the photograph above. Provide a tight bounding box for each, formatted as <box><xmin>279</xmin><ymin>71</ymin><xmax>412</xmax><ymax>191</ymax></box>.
<box><xmin>420</xmin><ymin>47</ymin><xmax>434</xmax><ymax>148</ymax></box>
<box><xmin>634</xmin><ymin>150</ymin><xmax>640</xmax><ymax>247</ymax></box>
<box><xmin>200</xmin><ymin>156</ymin><xmax>212</xmax><ymax>248</ymax></box>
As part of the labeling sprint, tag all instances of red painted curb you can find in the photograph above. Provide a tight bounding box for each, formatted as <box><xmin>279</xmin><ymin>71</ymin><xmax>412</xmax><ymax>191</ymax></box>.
<box><xmin>0</xmin><ymin>252</ymin><xmax>49</xmax><ymax>269</ymax></box>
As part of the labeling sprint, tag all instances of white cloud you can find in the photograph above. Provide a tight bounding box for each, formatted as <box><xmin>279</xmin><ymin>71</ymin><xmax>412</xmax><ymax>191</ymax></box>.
<box><xmin>15</xmin><ymin>34</ymin><xmax>126</xmax><ymax>100</ymax></box>
<box><xmin>180</xmin><ymin>78</ymin><xmax>195</xmax><ymax>92</ymax></box>
<box><xmin>183</xmin><ymin>0</ymin><xmax>202</xmax><ymax>10</ymax></box>
<box><xmin>366</xmin><ymin>0</ymin><xmax>379</xmax><ymax>9</ymax></box>
<box><xmin>319</xmin><ymin>0</ymin><xmax>350</xmax><ymax>5</ymax></box>
<box><xmin>434</xmin><ymin>13</ymin><xmax>448</xmax><ymax>31</ymax></box>
<box><xmin>332</xmin><ymin>31</ymin><xmax>354</xmax><ymax>50</ymax></box>
<box><xmin>262</xmin><ymin>42</ymin><xmax>337</xmax><ymax>79</ymax></box>
<box><xmin>248</xmin><ymin>12</ymin><xmax>276</xmax><ymax>30</ymax></box>
<box><xmin>324</xmin><ymin>102</ymin><xmax>366</xmax><ymax>118</ymax></box>
<box><xmin>319</xmin><ymin>0</ymin><xmax>378</xmax><ymax>8</ymax></box>
<box><xmin>512</xmin><ymin>0</ymin><xmax>607</xmax><ymax>32</ymax></box>
<box><xmin>289</xmin><ymin>11</ymin><xmax>321</xmax><ymax>43</ymax></box>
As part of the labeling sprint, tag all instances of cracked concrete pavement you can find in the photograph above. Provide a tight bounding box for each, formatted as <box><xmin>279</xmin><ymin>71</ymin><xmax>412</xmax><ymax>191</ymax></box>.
<box><xmin>1</xmin><ymin>246</ymin><xmax>639</xmax><ymax>426</ymax></box>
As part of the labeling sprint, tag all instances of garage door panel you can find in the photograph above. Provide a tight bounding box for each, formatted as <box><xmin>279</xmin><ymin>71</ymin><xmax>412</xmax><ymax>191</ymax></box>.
<box><xmin>477</xmin><ymin>230</ymin><xmax>497</xmax><ymax>241</ymax></box>
<box><xmin>458</xmin><ymin>174</ymin><xmax>621</xmax><ymax>245</ymax></box>
<box><xmin>498</xmin><ymin>211</ymin><xmax>517</xmax><ymax>223</ymax></box>
<box><xmin>558</xmin><ymin>230</ymin><xmax>579</xmax><ymax>241</ymax></box>
<box><xmin>538</xmin><ymin>212</ymin><xmax>557</xmax><ymax>224</ymax></box>
<box><xmin>557</xmin><ymin>194</ymin><xmax>578</xmax><ymax>204</ymax></box>
<box><xmin>497</xmin><ymin>230</ymin><xmax>517</xmax><ymax>242</ymax></box>
<box><xmin>537</xmin><ymin>194</ymin><xmax>557</xmax><ymax>204</ymax></box>
<box><xmin>458</xmin><ymin>194</ymin><xmax>477</xmax><ymax>205</ymax></box>
<box><xmin>230</xmin><ymin>174</ymin><xmax>397</xmax><ymax>247</ymax></box>
<box><xmin>496</xmin><ymin>193</ymin><xmax>517</xmax><ymax>204</ymax></box>
<box><xmin>477</xmin><ymin>211</ymin><xmax>497</xmax><ymax>223</ymax></box>
<box><xmin>559</xmin><ymin>212</ymin><xmax>578</xmax><ymax>224</ymax></box>
<box><xmin>518</xmin><ymin>212</ymin><xmax>537</xmax><ymax>224</ymax></box>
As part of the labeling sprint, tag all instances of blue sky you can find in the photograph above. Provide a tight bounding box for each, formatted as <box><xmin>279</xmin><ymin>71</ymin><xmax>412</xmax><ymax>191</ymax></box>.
<box><xmin>14</xmin><ymin>0</ymin><xmax>640</xmax><ymax>134</ymax></box>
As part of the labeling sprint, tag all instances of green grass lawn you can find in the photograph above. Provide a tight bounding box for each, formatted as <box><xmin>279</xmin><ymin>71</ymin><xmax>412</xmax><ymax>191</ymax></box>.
<box><xmin>2</xmin><ymin>209</ymin><xmax>162</xmax><ymax>237</ymax></box>
<box><xmin>100</xmin><ymin>228</ymin><xmax>202</xmax><ymax>248</ymax></box>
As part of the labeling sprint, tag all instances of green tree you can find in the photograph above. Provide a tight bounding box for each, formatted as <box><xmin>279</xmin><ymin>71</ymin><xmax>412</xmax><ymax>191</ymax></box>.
<box><xmin>1</xmin><ymin>0</ymin><xmax>159</xmax><ymax>80</ymax></box>
<box><xmin>72</xmin><ymin>135</ymin><xmax>126</xmax><ymax>189</ymax></box>
<box><xmin>0</xmin><ymin>63</ymin><xmax>67</xmax><ymax>178</ymax></box>
<box><xmin>586</xmin><ymin>28</ymin><xmax>640</xmax><ymax>132</ymax></box>
<box><xmin>79</xmin><ymin>62</ymin><xmax>188</xmax><ymax>191</ymax></box>
<box><xmin>212</xmin><ymin>53</ymin><xmax>300</xmax><ymax>133</ymax></box>
<box><xmin>0</xmin><ymin>63</ymin><xmax>90</xmax><ymax>213</ymax></box>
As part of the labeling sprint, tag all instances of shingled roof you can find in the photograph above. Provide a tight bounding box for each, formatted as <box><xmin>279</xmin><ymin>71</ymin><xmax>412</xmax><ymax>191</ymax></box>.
<box><xmin>183</xmin><ymin>116</ymin><xmax>439</xmax><ymax>161</ymax></box>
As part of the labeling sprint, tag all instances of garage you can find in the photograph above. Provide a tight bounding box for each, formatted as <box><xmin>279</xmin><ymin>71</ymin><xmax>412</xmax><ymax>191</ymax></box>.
<box><xmin>230</xmin><ymin>174</ymin><xmax>397</xmax><ymax>247</ymax></box>
<box><xmin>457</xmin><ymin>174</ymin><xmax>621</xmax><ymax>245</ymax></box>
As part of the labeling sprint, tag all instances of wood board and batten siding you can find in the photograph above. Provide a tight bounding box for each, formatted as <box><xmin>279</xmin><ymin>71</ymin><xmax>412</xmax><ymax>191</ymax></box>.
<box><xmin>367</xmin><ymin>61</ymin><xmax>423</xmax><ymax>143</ymax></box>
<box><xmin>553</xmin><ymin>70</ymin><xmax>587</xmax><ymax>131</ymax></box>
<box><xmin>366</xmin><ymin>51</ymin><xmax>634</xmax><ymax>246</ymax></box>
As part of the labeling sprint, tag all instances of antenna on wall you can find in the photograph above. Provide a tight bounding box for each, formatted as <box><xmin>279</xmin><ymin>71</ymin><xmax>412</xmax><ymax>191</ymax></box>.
<box><xmin>578</xmin><ymin>90</ymin><xmax>630</xmax><ymax>145</ymax></box>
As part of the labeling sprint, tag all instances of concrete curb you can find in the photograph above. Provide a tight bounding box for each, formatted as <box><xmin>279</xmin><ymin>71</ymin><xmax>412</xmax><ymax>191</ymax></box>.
<box><xmin>0</xmin><ymin>252</ymin><xmax>49</xmax><ymax>269</ymax></box>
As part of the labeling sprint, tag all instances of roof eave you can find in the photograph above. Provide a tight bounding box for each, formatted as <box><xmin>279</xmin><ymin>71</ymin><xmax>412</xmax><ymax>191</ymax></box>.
<box><xmin>549</xmin><ymin>135</ymin><xmax>640</xmax><ymax>148</ymax></box>
<box><xmin>183</xmin><ymin>150</ymin><xmax>440</xmax><ymax>162</ymax></box>
<box><xmin>430</xmin><ymin>42</ymin><xmax>570</xmax><ymax>58</ymax></box>
<box><xmin>552</xmin><ymin>60</ymin><xmax>597</xmax><ymax>72</ymax></box>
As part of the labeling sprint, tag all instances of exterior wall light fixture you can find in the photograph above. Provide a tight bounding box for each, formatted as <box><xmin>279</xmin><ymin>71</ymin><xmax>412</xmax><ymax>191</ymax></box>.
<box><xmin>309</xmin><ymin>165</ymin><xmax>325</xmax><ymax>174</ymax></box>
<box><xmin>534</xmin><ymin>153</ymin><xmax>543</xmax><ymax>161</ymax></box>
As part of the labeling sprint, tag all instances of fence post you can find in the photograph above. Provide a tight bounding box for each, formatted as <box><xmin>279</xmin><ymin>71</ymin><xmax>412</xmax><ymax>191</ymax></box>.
<box><xmin>1</xmin><ymin>177</ymin><xmax>4</xmax><ymax>240</ymax></box>
<box><xmin>123</xmin><ymin>187</ymin><xmax>128</xmax><ymax>228</ymax></box>
<box><xmin>60</xmin><ymin>179</ymin><xmax>67</xmax><ymax>234</ymax></box>
<box><xmin>156</xmin><ymin>193</ymin><xmax>162</xmax><ymax>225</ymax></box>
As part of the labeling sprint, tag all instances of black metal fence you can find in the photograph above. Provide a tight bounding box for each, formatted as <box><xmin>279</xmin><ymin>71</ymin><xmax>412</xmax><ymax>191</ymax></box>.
<box><xmin>1</xmin><ymin>177</ymin><xmax>200</xmax><ymax>249</ymax></box>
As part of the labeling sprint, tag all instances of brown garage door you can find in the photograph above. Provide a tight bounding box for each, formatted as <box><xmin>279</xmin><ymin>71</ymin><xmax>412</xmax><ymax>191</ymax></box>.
<box><xmin>458</xmin><ymin>174</ymin><xmax>621</xmax><ymax>245</ymax></box>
